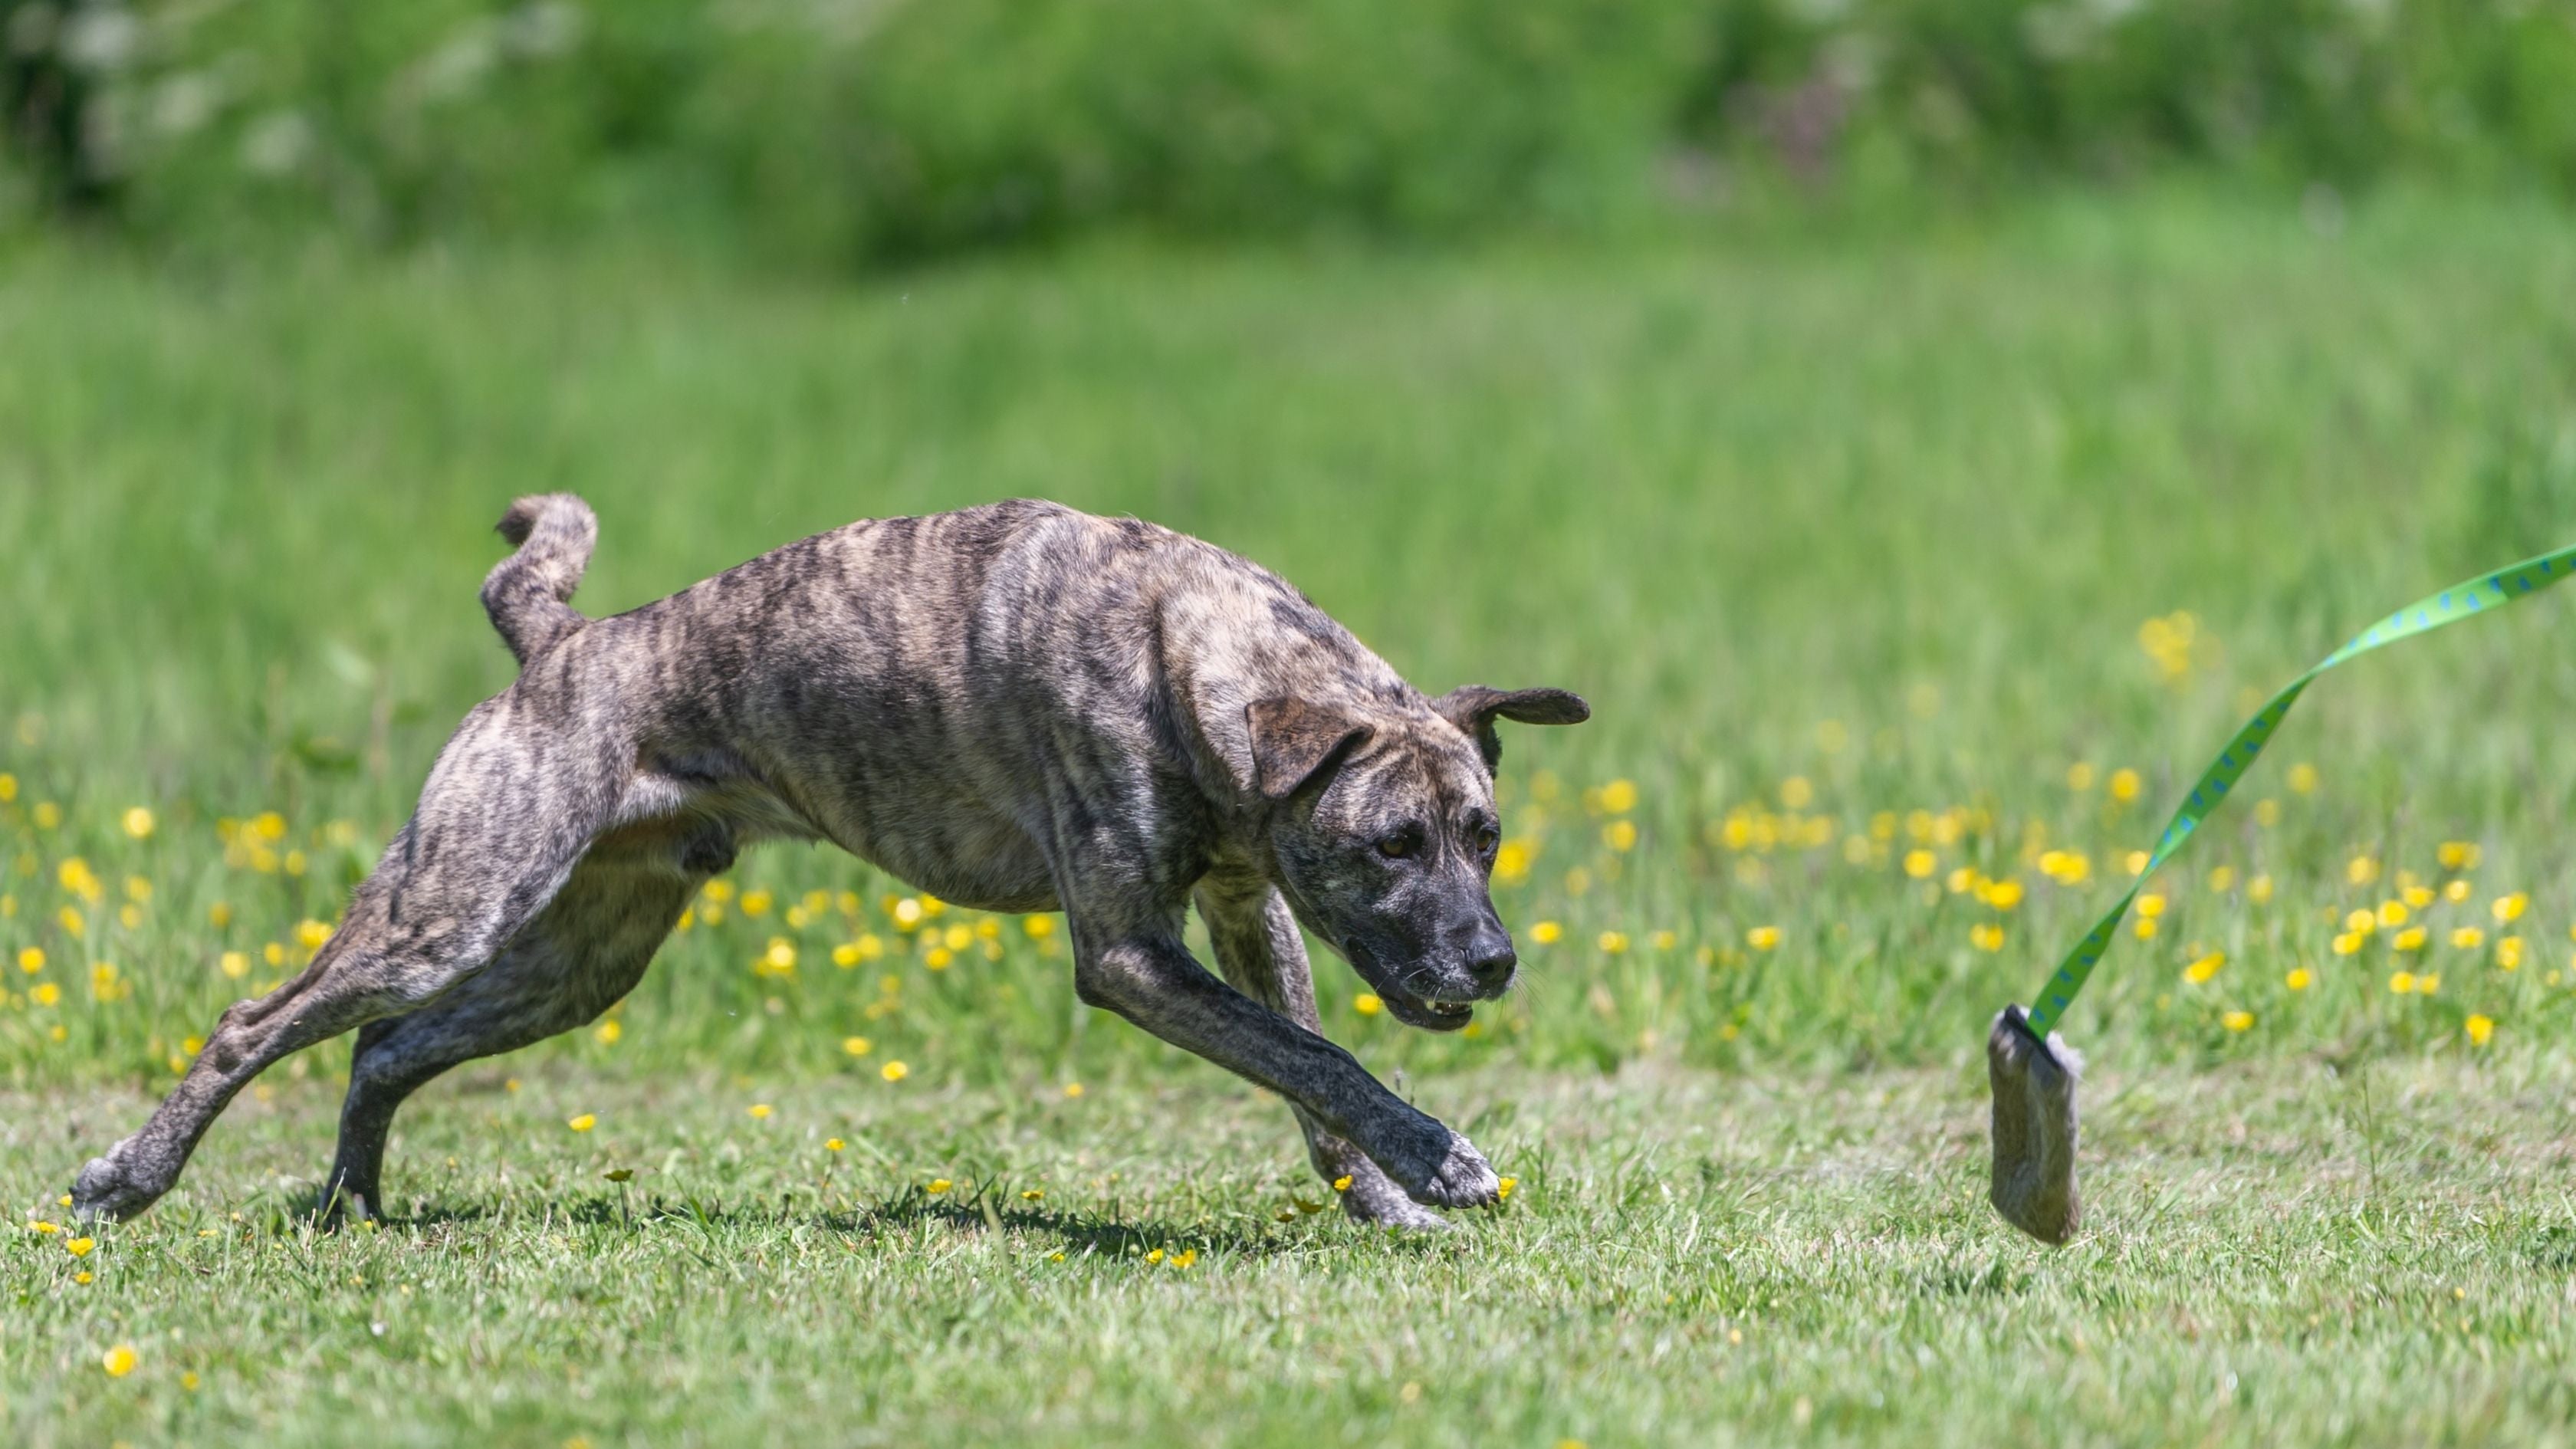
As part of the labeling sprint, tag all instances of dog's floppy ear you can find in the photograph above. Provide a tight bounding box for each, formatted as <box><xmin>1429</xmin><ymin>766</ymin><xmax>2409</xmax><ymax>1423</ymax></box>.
<box><xmin>1434</xmin><ymin>685</ymin><xmax>1590</xmax><ymax>770</ymax></box>
<box><xmin>1246</xmin><ymin>697</ymin><xmax>1370</xmax><ymax>800</ymax></box>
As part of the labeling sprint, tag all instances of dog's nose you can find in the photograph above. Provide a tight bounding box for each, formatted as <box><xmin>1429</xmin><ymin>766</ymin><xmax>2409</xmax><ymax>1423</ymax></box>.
<box><xmin>1465</xmin><ymin>931</ymin><xmax>1517</xmax><ymax>989</ymax></box>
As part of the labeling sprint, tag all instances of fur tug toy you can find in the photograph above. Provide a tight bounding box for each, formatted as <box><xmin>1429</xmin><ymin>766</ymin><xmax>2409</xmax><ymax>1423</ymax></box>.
<box><xmin>1989</xmin><ymin>542</ymin><xmax>2576</xmax><ymax>1244</ymax></box>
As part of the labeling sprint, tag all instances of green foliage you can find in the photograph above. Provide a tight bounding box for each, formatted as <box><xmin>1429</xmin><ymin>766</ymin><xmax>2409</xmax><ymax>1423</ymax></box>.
<box><xmin>7</xmin><ymin>0</ymin><xmax>2576</xmax><ymax>263</ymax></box>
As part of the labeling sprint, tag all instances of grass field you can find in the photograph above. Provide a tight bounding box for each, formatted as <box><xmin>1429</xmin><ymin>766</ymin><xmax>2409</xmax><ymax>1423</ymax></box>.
<box><xmin>7</xmin><ymin>188</ymin><xmax>2576</xmax><ymax>1445</ymax></box>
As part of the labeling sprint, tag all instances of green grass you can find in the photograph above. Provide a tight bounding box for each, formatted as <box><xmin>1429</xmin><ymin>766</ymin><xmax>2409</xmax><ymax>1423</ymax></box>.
<box><xmin>9</xmin><ymin>1056</ymin><xmax>2576</xmax><ymax>1446</ymax></box>
<box><xmin>6</xmin><ymin>187</ymin><xmax>2576</xmax><ymax>1444</ymax></box>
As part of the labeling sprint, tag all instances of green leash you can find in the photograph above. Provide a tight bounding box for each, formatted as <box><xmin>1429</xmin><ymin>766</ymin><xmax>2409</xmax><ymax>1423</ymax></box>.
<box><xmin>2022</xmin><ymin>542</ymin><xmax>2576</xmax><ymax>1037</ymax></box>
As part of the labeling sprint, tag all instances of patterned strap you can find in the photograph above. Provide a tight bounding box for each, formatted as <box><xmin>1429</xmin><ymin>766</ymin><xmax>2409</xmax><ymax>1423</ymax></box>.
<box><xmin>2022</xmin><ymin>544</ymin><xmax>2576</xmax><ymax>1037</ymax></box>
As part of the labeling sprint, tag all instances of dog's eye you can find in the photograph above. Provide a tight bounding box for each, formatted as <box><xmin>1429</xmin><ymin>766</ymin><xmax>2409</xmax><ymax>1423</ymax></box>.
<box><xmin>1376</xmin><ymin>833</ymin><xmax>1416</xmax><ymax>859</ymax></box>
<box><xmin>1470</xmin><ymin>821</ymin><xmax>1500</xmax><ymax>856</ymax></box>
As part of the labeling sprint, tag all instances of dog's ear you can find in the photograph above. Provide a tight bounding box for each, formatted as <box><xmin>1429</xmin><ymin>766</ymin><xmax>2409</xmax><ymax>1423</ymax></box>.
<box><xmin>1434</xmin><ymin>685</ymin><xmax>1590</xmax><ymax>770</ymax></box>
<box><xmin>1246</xmin><ymin>698</ymin><xmax>1370</xmax><ymax>800</ymax></box>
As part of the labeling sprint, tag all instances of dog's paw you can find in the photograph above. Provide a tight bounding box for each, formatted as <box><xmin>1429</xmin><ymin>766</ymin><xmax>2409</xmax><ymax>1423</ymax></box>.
<box><xmin>71</xmin><ymin>1143</ymin><xmax>163</xmax><ymax>1224</ymax></box>
<box><xmin>1393</xmin><ymin>1129</ymin><xmax>1501</xmax><ymax>1211</ymax></box>
<box><xmin>1336</xmin><ymin>1168</ymin><xmax>1454</xmax><ymax>1230</ymax></box>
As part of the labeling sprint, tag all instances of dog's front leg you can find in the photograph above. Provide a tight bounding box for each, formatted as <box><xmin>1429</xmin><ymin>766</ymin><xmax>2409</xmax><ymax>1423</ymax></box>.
<box><xmin>1193</xmin><ymin>881</ymin><xmax>1452</xmax><ymax>1228</ymax></box>
<box><xmin>1070</xmin><ymin>922</ymin><xmax>1500</xmax><ymax>1211</ymax></box>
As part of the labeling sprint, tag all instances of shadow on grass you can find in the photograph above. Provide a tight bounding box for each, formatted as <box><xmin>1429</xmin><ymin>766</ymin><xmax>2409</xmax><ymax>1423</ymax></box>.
<box><xmin>281</xmin><ymin>1181</ymin><xmax>1454</xmax><ymax>1262</ymax></box>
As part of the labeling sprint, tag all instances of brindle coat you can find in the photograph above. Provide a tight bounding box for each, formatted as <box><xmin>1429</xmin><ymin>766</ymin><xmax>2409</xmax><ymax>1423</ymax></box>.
<box><xmin>73</xmin><ymin>497</ymin><xmax>1586</xmax><ymax>1229</ymax></box>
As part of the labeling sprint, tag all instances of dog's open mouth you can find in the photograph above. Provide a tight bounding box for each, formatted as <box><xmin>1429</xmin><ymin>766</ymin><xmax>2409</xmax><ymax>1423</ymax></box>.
<box><xmin>1344</xmin><ymin>941</ymin><xmax>1475</xmax><ymax>1032</ymax></box>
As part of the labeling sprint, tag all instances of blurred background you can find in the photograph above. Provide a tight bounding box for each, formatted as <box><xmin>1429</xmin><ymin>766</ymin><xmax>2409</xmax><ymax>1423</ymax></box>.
<box><xmin>5</xmin><ymin>0</ymin><xmax>2576</xmax><ymax>1093</ymax></box>
<box><xmin>5</xmin><ymin>0</ymin><xmax>2574</xmax><ymax>259</ymax></box>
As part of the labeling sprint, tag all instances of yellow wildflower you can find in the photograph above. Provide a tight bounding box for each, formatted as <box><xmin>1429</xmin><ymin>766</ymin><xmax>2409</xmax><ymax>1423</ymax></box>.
<box><xmin>31</xmin><ymin>981</ymin><xmax>60</xmax><ymax>1005</ymax></box>
<box><xmin>1529</xmin><ymin>921</ymin><xmax>1562</xmax><ymax>945</ymax></box>
<box><xmin>2108</xmin><ymin>768</ymin><xmax>2141</xmax><ymax>803</ymax></box>
<box><xmin>1601</xmin><ymin>820</ymin><xmax>1638</xmax><ymax>853</ymax></box>
<box><xmin>1597</xmin><ymin>931</ymin><xmax>1629</xmax><ymax>955</ymax></box>
<box><xmin>65</xmin><ymin>1235</ymin><xmax>94</xmax><ymax>1257</ymax></box>
<box><xmin>1353</xmin><ymin>994</ymin><xmax>1382</xmax><ymax>1016</ymax></box>
<box><xmin>1063</xmin><ymin>1083</ymin><xmax>1083</xmax><ymax>1098</ymax></box>
<box><xmin>1597</xmin><ymin>778</ymin><xmax>1638</xmax><ymax>814</ymax></box>
<box><xmin>16</xmin><ymin>946</ymin><xmax>41</xmax><ymax>974</ymax></box>
<box><xmin>1902</xmin><ymin>849</ymin><xmax>1936</xmax><ymax>879</ymax></box>
<box><xmin>748</xmin><ymin>1102</ymin><xmax>773</xmax><ymax>1119</ymax></box>
<box><xmin>2394</xmin><ymin>927</ymin><xmax>2428</xmax><ymax>952</ymax></box>
<box><xmin>880</xmin><ymin>1061</ymin><xmax>909</xmax><ymax>1082</ymax></box>
<box><xmin>925</xmin><ymin>1178</ymin><xmax>951</xmax><ymax>1194</ymax></box>
<box><xmin>2205</xmin><ymin>866</ymin><xmax>2235</xmax><ymax>893</ymax></box>
<box><xmin>2465</xmin><ymin>1014</ymin><xmax>2495</xmax><ymax>1046</ymax></box>
<box><xmin>2124</xmin><ymin>851</ymin><xmax>2150</xmax><ymax>877</ymax></box>
<box><xmin>1983</xmin><ymin>879</ymin><xmax>2025</xmax><ymax>910</ymax></box>
<box><xmin>2221</xmin><ymin>1010</ymin><xmax>2253</xmax><ymax>1032</ymax></box>
<box><xmin>826</xmin><ymin>1139</ymin><xmax>845</xmax><ymax>1152</ymax></box>
<box><xmin>2183</xmin><ymin>953</ymin><xmax>2223</xmax><ymax>984</ymax></box>
<box><xmin>1332</xmin><ymin>1175</ymin><xmax>1353</xmax><ymax>1193</ymax></box>
<box><xmin>219</xmin><ymin>951</ymin><xmax>249</xmax><ymax>979</ymax></box>
<box><xmin>2285</xmin><ymin>968</ymin><xmax>2313</xmax><ymax>991</ymax></box>
<box><xmin>593</xmin><ymin>1020</ymin><xmax>621</xmax><ymax>1045</ymax></box>
<box><xmin>2287</xmin><ymin>763</ymin><xmax>2319</xmax><ymax>794</ymax></box>
<box><xmin>121</xmin><ymin>807</ymin><xmax>155</xmax><ymax>840</ymax></box>
<box><xmin>2137</xmin><ymin>894</ymin><xmax>2167</xmax><ymax>919</ymax></box>
<box><xmin>843</xmin><ymin>1035</ymin><xmax>872</xmax><ymax>1056</ymax></box>
<box><xmin>101</xmin><ymin>1345</ymin><xmax>137</xmax><ymax>1378</ymax></box>
<box><xmin>1023</xmin><ymin>914</ymin><xmax>1055</xmax><ymax>938</ymax></box>
<box><xmin>2417</xmin><ymin>971</ymin><xmax>2440</xmax><ymax>994</ymax></box>
<box><xmin>2437</xmin><ymin>840</ymin><xmax>2481</xmax><ymax>872</ymax></box>
<box><xmin>2348</xmin><ymin>856</ymin><xmax>2378</xmax><ymax>886</ymax></box>
<box><xmin>1746</xmin><ymin>925</ymin><xmax>1782</xmax><ymax>951</ymax></box>
<box><xmin>2377</xmin><ymin>900</ymin><xmax>2409</xmax><ymax>928</ymax></box>
<box><xmin>567</xmin><ymin>1114</ymin><xmax>596</xmax><ymax>1132</ymax></box>
<box><xmin>2492</xmin><ymin>893</ymin><xmax>2528</xmax><ymax>925</ymax></box>
<box><xmin>2345</xmin><ymin>908</ymin><xmax>2377</xmax><ymax>935</ymax></box>
<box><xmin>2498</xmin><ymin>937</ymin><xmax>2525</xmax><ymax>971</ymax></box>
<box><xmin>2389</xmin><ymin>971</ymin><xmax>2416</xmax><ymax>994</ymax></box>
<box><xmin>1970</xmin><ymin>923</ymin><xmax>2004</xmax><ymax>952</ymax></box>
<box><xmin>2134</xmin><ymin>916</ymin><xmax>2158</xmax><ymax>940</ymax></box>
<box><xmin>2446</xmin><ymin>879</ymin><xmax>2472</xmax><ymax>903</ymax></box>
<box><xmin>2248</xmin><ymin>875</ymin><xmax>2275</xmax><ymax>904</ymax></box>
<box><xmin>2451</xmin><ymin>927</ymin><xmax>2486</xmax><ymax>951</ymax></box>
<box><xmin>2402</xmin><ymin>886</ymin><xmax>2434</xmax><ymax>910</ymax></box>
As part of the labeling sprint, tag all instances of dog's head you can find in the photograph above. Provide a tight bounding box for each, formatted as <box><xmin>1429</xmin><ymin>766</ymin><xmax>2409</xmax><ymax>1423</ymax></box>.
<box><xmin>1248</xmin><ymin>685</ymin><xmax>1589</xmax><ymax>1030</ymax></box>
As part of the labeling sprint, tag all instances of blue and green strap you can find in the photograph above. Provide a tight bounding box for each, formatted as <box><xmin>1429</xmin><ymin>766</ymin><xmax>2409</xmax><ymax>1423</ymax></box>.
<box><xmin>2022</xmin><ymin>543</ymin><xmax>2576</xmax><ymax>1038</ymax></box>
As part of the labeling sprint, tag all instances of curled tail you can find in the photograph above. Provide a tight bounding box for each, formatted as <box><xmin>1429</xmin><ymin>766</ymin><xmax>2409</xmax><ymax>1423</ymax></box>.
<box><xmin>482</xmin><ymin>494</ymin><xmax>596</xmax><ymax>666</ymax></box>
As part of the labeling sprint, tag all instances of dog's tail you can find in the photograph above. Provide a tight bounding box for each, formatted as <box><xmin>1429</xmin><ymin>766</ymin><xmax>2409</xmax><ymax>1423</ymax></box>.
<box><xmin>482</xmin><ymin>494</ymin><xmax>596</xmax><ymax>667</ymax></box>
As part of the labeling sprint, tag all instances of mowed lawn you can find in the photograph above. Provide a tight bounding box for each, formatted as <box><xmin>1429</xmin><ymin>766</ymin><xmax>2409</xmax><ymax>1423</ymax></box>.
<box><xmin>8</xmin><ymin>1056</ymin><xmax>2576</xmax><ymax>1447</ymax></box>
<box><xmin>6</xmin><ymin>189</ymin><xmax>2576</xmax><ymax>1444</ymax></box>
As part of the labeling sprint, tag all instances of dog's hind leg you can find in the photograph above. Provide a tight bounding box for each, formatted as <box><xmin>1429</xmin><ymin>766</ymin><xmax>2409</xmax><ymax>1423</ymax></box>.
<box><xmin>71</xmin><ymin>698</ymin><xmax>631</xmax><ymax>1222</ymax></box>
<box><xmin>1196</xmin><ymin>878</ymin><xmax>1449</xmax><ymax>1230</ymax></box>
<box><xmin>321</xmin><ymin>836</ymin><xmax>706</xmax><ymax>1221</ymax></box>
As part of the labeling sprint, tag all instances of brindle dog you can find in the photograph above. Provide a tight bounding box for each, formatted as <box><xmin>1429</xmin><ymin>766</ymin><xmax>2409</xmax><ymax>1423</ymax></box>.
<box><xmin>73</xmin><ymin>497</ymin><xmax>1587</xmax><ymax>1229</ymax></box>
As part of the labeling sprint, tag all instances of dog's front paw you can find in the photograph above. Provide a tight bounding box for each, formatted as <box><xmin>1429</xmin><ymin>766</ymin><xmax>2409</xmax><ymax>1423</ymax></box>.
<box><xmin>71</xmin><ymin>1143</ymin><xmax>163</xmax><ymax>1224</ymax></box>
<box><xmin>1336</xmin><ymin>1166</ymin><xmax>1454</xmax><ymax>1230</ymax></box>
<box><xmin>1385</xmin><ymin>1126</ymin><xmax>1501</xmax><ymax>1210</ymax></box>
